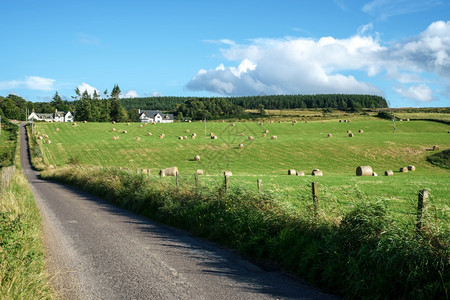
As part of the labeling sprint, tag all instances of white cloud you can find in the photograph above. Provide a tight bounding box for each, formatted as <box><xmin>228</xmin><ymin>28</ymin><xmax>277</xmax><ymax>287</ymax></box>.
<box><xmin>187</xmin><ymin>21</ymin><xmax>450</xmax><ymax>103</ymax></box>
<box><xmin>120</xmin><ymin>89</ymin><xmax>139</xmax><ymax>98</ymax></box>
<box><xmin>394</xmin><ymin>84</ymin><xmax>433</xmax><ymax>102</ymax></box>
<box><xmin>77</xmin><ymin>82</ymin><xmax>99</xmax><ymax>96</ymax></box>
<box><xmin>0</xmin><ymin>76</ymin><xmax>55</xmax><ymax>91</ymax></box>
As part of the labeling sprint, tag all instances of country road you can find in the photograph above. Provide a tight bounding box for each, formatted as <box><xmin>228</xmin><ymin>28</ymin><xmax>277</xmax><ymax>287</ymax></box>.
<box><xmin>20</xmin><ymin>124</ymin><xmax>337</xmax><ymax>299</ymax></box>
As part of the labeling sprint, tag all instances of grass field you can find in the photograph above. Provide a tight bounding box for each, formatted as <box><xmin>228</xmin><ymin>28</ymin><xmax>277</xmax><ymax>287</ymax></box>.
<box><xmin>33</xmin><ymin>116</ymin><xmax>450</xmax><ymax>225</ymax></box>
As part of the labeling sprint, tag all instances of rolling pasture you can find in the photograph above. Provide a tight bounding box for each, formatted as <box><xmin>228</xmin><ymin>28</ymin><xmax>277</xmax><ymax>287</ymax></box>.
<box><xmin>34</xmin><ymin>116</ymin><xmax>449</xmax><ymax>225</ymax></box>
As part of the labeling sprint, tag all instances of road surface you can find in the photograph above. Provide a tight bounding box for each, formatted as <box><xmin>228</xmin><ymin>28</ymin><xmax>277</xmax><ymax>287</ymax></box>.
<box><xmin>20</xmin><ymin>124</ymin><xmax>337</xmax><ymax>299</ymax></box>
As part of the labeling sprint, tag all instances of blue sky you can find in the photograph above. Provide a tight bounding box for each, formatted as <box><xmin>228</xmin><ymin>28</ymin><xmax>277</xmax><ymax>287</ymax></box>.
<box><xmin>0</xmin><ymin>0</ymin><xmax>449</xmax><ymax>108</ymax></box>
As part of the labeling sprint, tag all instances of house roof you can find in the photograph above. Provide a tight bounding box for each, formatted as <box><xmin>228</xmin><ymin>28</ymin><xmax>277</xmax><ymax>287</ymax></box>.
<box><xmin>140</xmin><ymin>110</ymin><xmax>174</xmax><ymax>120</ymax></box>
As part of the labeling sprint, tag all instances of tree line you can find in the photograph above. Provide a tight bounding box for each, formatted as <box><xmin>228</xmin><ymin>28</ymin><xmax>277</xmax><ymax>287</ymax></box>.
<box><xmin>1</xmin><ymin>89</ymin><xmax>388</xmax><ymax>122</ymax></box>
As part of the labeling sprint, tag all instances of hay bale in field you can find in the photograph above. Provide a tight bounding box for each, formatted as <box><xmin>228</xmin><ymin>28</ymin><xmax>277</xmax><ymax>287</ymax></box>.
<box><xmin>73</xmin><ymin>122</ymin><xmax>77</xmax><ymax>126</ymax></box>
<box><xmin>196</xmin><ymin>169</ymin><xmax>204</xmax><ymax>175</ymax></box>
<box><xmin>292</xmin><ymin>120</ymin><xmax>297</xmax><ymax>124</ymax></box>
<box><xmin>183</xmin><ymin>136</ymin><xmax>187</xmax><ymax>140</ymax></box>
<box><xmin>296</xmin><ymin>171</ymin><xmax>305</xmax><ymax>176</ymax></box>
<box><xmin>407</xmin><ymin>119</ymin><xmax>410</xmax><ymax>121</ymax></box>
<box><xmin>178</xmin><ymin>136</ymin><xmax>183</xmax><ymax>140</ymax></box>
<box><xmin>311</xmin><ymin>169</ymin><xmax>323</xmax><ymax>176</ymax></box>
<box><xmin>271</xmin><ymin>135</ymin><xmax>278</xmax><ymax>139</ymax></box>
<box><xmin>112</xmin><ymin>128</ymin><xmax>116</xmax><ymax>132</ymax></box>
<box><xmin>344</xmin><ymin>120</ymin><xmax>348</xmax><ymax>123</ymax></box>
<box><xmin>408</xmin><ymin>165</ymin><xmax>416</xmax><ymax>171</ymax></box>
<box><xmin>210</xmin><ymin>132</ymin><xmax>214</xmax><ymax>137</ymax></box>
<box><xmin>185</xmin><ymin>129</ymin><xmax>190</xmax><ymax>133</ymax></box>
<box><xmin>159</xmin><ymin>169</ymin><xmax>165</xmax><ymax>177</ymax></box>
<box><xmin>288</xmin><ymin>169</ymin><xmax>296</xmax><ymax>175</ymax></box>
<box><xmin>259</xmin><ymin>122</ymin><xmax>263</xmax><ymax>126</ymax></box>
<box><xmin>142</xmin><ymin>169</ymin><xmax>149</xmax><ymax>175</ymax></box>
<box><xmin>211</xmin><ymin>136</ymin><xmax>218</xmax><ymax>140</ymax></box>
<box><xmin>356</xmin><ymin>166</ymin><xmax>373</xmax><ymax>176</ymax></box>
<box><xmin>339</xmin><ymin>120</ymin><xmax>342</xmax><ymax>123</ymax></box>
<box><xmin>147</xmin><ymin>132</ymin><xmax>152</xmax><ymax>136</ymax></box>
<box><xmin>136</xmin><ymin>137</ymin><xmax>141</xmax><ymax>141</ymax></box>
<box><xmin>139</xmin><ymin>124</ymin><xmax>143</xmax><ymax>128</ymax></box>
<box><xmin>56</xmin><ymin>128</ymin><xmax>60</xmax><ymax>131</ymax></box>
<box><xmin>292</xmin><ymin>123</ymin><xmax>295</xmax><ymax>126</ymax></box>
<box><xmin>112</xmin><ymin>136</ymin><xmax>117</xmax><ymax>140</ymax></box>
<box><xmin>248</xmin><ymin>136</ymin><xmax>254</xmax><ymax>141</ymax></box>
<box><xmin>327</xmin><ymin>133</ymin><xmax>333</xmax><ymax>138</ymax></box>
<box><xmin>194</xmin><ymin>155</ymin><xmax>200</xmax><ymax>161</ymax></box>
<box><xmin>123</xmin><ymin>130</ymin><xmax>127</xmax><ymax>134</ymax></box>
<box><xmin>45</xmin><ymin>140</ymin><xmax>51</xmax><ymax>144</ymax></box>
<box><xmin>347</xmin><ymin>130</ymin><xmax>352</xmax><ymax>133</ymax></box>
<box><xmin>238</xmin><ymin>144</ymin><xmax>244</xmax><ymax>149</ymax></box>
<box><xmin>372</xmin><ymin>172</ymin><xmax>378</xmax><ymax>176</ymax></box>
<box><xmin>144</xmin><ymin>123</ymin><xmax>148</xmax><ymax>126</ymax></box>
<box><xmin>224</xmin><ymin>171</ymin><xmax>232</xmax><ymax>177</ymax></box>
<box><xmin>83</xmin><ymin>120</ymin><xmax>87</xmax><ymax>123</ymax></box>
<box><xmin>399</xmin><ymin>167</ymin><xmax>408</xmax><ymax>173</ymax></box>
<box><xmin>385</xmin><ymin>170</ymin><xmax>394</xmax><ymax>176</ymax></box>
<box><xmin>264</xmin><ymin>129</ymin><xmax>269</xmax><ymax>133</ymax></box>
<box><xmin>433</xmin><ymin>145</ymin><xmax>440</xmax><ymax>151</ymax></box>
<box><xmin>159</xmin><ymin>133</ymin><xmax>165</xmax><ymax>139</ymax></box>
<box><xmin>349</xmin><ymin>133</ymin><xmax>354</xmax><ymax>137</ymax></box>
<box><xmin>262</xmin><ymin>133</ymin><xmax>267</xmax><ymax>137</ymax></box>
<box><xmin>127</xmin><ymin>122</ymin><xmax>130</xmax><ymax>126</ymax></box>
<box><xmin>231</xmin><ymin>123</ymin><xmax>235</xmax><ymax>126</ymax></box>
<box><xmin>38</xmin><ymin>136</ymin><xmax>43</xmax><ymax>140</ymax></box>
<box><xmin>115</xmin><ymin>136</ymin><xmax>119</xmax><ymax>140</ymax></box>
<box><xmin>240</xmin><ymin>133</ymin><xmax>245</xmax><ymax>136</ymax></box>
<box><xmin>358</xmin><ymin>129</ymin><xmax>364</xmax><ymax>133</ymax></box>
<box><xmin>112</xmin><ymin>121</ymin><xmax>116</xmax><ymax>124</ymax></box>
<box><xmin>400</xmin><ymin>119</ymin><xmax>403</xmax><ymax>122</ymax></box>
<box><xmin>191</xmin><ymin>135</ymin><xmax>196</xmax><ymax>139</ymax></box>
<box><xmin>164</xmin><ymin>167</ymin><xmax>179</xmax><ymax>176</ymax></box>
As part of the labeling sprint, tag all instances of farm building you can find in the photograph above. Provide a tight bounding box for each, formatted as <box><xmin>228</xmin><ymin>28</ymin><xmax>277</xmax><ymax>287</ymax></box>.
<box><xmin>138</xmin><ymin>110</ymin><xmax>174</xmax><ymax>123</ymax></box>
<box><xmin>28</xmin><ymin>109</ymin><xmax>74</xmax><ymax>122</ymax></box>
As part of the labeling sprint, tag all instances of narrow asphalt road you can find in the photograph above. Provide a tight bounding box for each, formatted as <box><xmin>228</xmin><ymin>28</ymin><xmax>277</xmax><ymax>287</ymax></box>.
<box><xmin>20</xmin><ymin>124</ymin><xmax>337</xmax><ymax>300</ymax></box>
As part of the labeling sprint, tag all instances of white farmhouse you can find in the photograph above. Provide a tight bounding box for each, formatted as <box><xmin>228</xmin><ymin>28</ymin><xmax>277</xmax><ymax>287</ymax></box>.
<box><xmin>28</xmin><ymin>109</ymin><xmax>74</xmax><ymax>122</ymax></box>
<box><xmin>138</xmin><ymin>110</ymin><xmax>174</xmax><ymax>123</ymax></box>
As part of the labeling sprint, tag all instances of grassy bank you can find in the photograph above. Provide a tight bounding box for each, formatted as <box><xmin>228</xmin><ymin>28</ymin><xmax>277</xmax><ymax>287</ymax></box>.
<box><xmin>0</xmin><ymin>125</ymin><xmax>54</xmax><ymax>299</ymax></box>
<box><xmin>42</xmin><ymin>165</ymin><xmax>449</xmax><ymax>299</ymax></box>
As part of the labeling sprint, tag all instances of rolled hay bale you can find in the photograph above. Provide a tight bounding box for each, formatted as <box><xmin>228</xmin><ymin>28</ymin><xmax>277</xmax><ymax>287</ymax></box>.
<box><xmin>240</xmin><ymin>133</ymin><xmax>245</xmax><ymax>136</ymax></box>
<box><xmin>182</xmin><ymin>136</ymin><xmax>187</xmax><ymax>140</ymax></box>
<box><xmin>213</xmin><ymin>136</ymin><xmax>218</xmax><ymax>140</ymax></box>
<box><xmin>123</xmin><ymin>130</ymin><xmax>127</xmax><ymax>134</ymax></box>
<box><xmin>136</xmin><ymin>137</ymin><xmax>141</xmax><ymax>141</ymax></box>
<box><xmin>264</xmin><ymin>129</ymin><xmax>269</xmax><ymax>134</ymax></box>
<box><xmin>238</xmin><ymin>144</ymin><xmax>244</xmax><ymax>149</ymax></box>
<box><xmin>178</xmin><ymin>136</ymin><xmax>183</xmax><ymax>140</ymax></box>
<box><xmin>159</xmin><ymin>133</ymin><xmax>165</xmax><ymax>139</ymax></box>
<box><xmin>248</xmin><ymin>136</ymin><xmax>254</xmax><ymax>141</ymax></box>
<box><xmin>262</xmin><ymin>133</ymin><xmax>267</xmax><ymax>137</ymax></box>
<box><xmin>292</xmin><ymin>120</ymin><xmax>297</xmax><ymax>124</ymax></box>
<box><xmin>142</xmin><ymin>169</ymin><xmax>149</xmax><ymax>175</ymax></box>
<box><xmin>271</xmin><ymin>135</ymin><xmax>278</xmax><ymax>140</ymax></box>
<box><xmin>433</xmin><ymin>145</ymin><xmax>440</xmax><ymax>151</ymax></box>
<box><xmin>112</xmin><ymin>128</ymin><xmax>116</xmax><ymax>132</ymax></box>
<box><xmin>259</xmin><ymin>122</ymin><xmax>263</xmax><ymax>126</ymax></box>
<box><xmin>407</xmin><ymin>119</ymin><xmax>410</xmax><ymax>121</ymax></box>
<box><xmin>399</xmin><ymin>167</ymin><xmax>408</xmax><ymax>173</ymax></box>
<box><xmin>196</xmin><ymin>169</ymin><xmax>204</xmax><ymax>175</ymax></box>
<box><xmin>408</xmin><ymin>165</ymin><xmax>416</xmax><ymax>171</ymax></box>
<box><xmin>344</xmin><ymin>119</ymin><xmax>348</xmax><ymax>123</ymax></box>
<box><xmin>288</xmin><ymin>169</ymin><xmax>296</xmax><ymax>175</ymax></box>
<box><xmin>400</xmin><ymin>119</ymin><xmax>403</xmax><ymax>122</ymax></box>
<box><xmin>210</xmin><ymin>132</ymin><xmax>214</xmax><ymax>137</ymax></box>
<box><xmin>185</xmin><ymin>129</ymin><xmax>190</xmax><ymax>133</ymax></box>
<box><xmin>358</xmin><ymin>129</ymin><xmax>364</xmax><ymax>133</ymax></box>
<box><xmin>372</xmin><ymin>172</ymin><xmax>378</xmax><ymax>176</ymax></box>
<box><xmin>296</xmin><ymin>171</ymin><xmax>305</xmax><ymax>176</ymax></box>
<box><xmin>56</xmin><ymin>128</ymin><xmax>60</xmax><ymax>131</ymax></box>
<box><xmin>385</xmin><ymin>170</ymin><xmax>394</xmax><ymax>176</ymax></box>
<box><xmin>139</xmin><ymin>124</ymin><xmax>143</xmax><ymax>128</ymax></box>
<box><xmin>191</xmin><ymin>135</ymin><xmax>196</xmax><ymax>139</ymax></box>
<box><xmin>144</xmin><ymin>123</ymin><xmax>148</xmax><ymax>126</ymax></box>
<box><xmin>347</xmin><ymin>120</ymin><xmax>351</xmax><ymax>123</ymax></box>
<box><xmin>159</xmin><ymin>169</ymin><xmax>165</xmax><ymax>177</ymax></box>
<box><xmin>115</xmin><ymin>136</ymin><xmax>119</xmax><ymax>140</ymax></box>
<box><xmin>112</xmin><ymin>136</ymin><xmax>117</xmax><ymax>140</ymax></box>
<box><xmin>224</xmin><ymin>171</ymin><xmax>232</xmax><ymax>177</ymax></box>
<box><xmin>347</xmin><ymin>130</ymin><xmax>352</xmax><ymax>133</ymax></box>
<box><xmin>127</xmin><ymin>122</ymin><xmax>130</xmax><ymax>126</ymax></box>
<box><xmin>349</xmin><ymin>133</ymin><xmax>354</xmax><ymax>137</ymax></box>
<box><xmin>45</xmin><ymin>140</ymin><xmax>51</xmax><ymax>144</ymax></box>
<box><xmin>38</xmin><ymin>136</ymin><xmax>43</xmax><ymax>140</ymax></box>
<box><xmin>147</xmin><ymin>132</ymin><xmax>152</xmax><ymax>136</ymax></box>
<box><xmin>327</xmin><ymin>133</ymin><xmax>333</xmax><ymax>138</ymax></box>
<box><xmin>231</xmin><ymin>123</ymin><xmax>235</xmax><ymax>126</ymax></box>
<box><xmin>339</xmin><ymin>120</ymin><xmax>343</xmax><ymax>123</ymax></box>
<box><xmin>356</xmin><ymin>165</ymin><xmax>373</xmax><ymax>176</ymax></box>
<box><xmin>112</xmin><ymin>121</ymin><xmax>116</xmax><ymax>124</ymax></box>
<box><xmin>164</xmin><ymin>167</ymin><xmax>179</xmax><ymax>176</ymax></box>
<box><xmin>292</xmin><ymin>123</ymin><xmax>296</xmax><ymax>126</ymax></box>
<box><xmin>311</xmin><ymin>169</ymin><xmax>323</xmax><ymax>176</ymax></box>
<box><xmin>83</xmin><ymin>120</ymin><xmax>87</xmax><ymax>123</ymax></box>
<box><xmin>72</xmin><ymin>122</ymin><xmax>77</xmax><ymax>126</ymax></box>
<box><xmin>194</xmin><ymin>155</ymin><xmax>200</xmax><ymax>161</ymax></box>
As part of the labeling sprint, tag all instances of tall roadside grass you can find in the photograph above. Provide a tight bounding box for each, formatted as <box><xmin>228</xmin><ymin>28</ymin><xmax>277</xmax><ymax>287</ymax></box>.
<box><xmin>0</xmin><ymin>127</ymin><xmax>54</xmax><ymax>299</ymax></box>
<box><xmin>25</xmin><ymin>124</ymin><xmax>47</xmax><ymax>170</ymax></box>
<box><xmin>42</xmin><ymin>165</ymin><xmax>449</xmax><ymax>299</ymax></box>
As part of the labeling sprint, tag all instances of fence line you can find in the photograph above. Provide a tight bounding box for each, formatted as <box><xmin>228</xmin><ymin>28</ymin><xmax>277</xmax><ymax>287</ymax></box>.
<box><xmin>1</xmin><ymin>165</ymin><xmax>16</xmax><ymax>192</ymax></box>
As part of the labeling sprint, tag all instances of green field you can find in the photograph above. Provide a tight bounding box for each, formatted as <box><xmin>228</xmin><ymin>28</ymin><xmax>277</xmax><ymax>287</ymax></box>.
<box><xmin>34</xmin><ymin>116</ymin><xmax>450</xmax><ymax>224</ymax></box>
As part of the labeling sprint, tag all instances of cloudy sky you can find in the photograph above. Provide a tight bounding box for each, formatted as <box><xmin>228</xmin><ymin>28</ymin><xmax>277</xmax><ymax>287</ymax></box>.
<box><xmin>1</xmin><ymin>0</ymin><xmax>449</xmax><ymax>107</ymax></box>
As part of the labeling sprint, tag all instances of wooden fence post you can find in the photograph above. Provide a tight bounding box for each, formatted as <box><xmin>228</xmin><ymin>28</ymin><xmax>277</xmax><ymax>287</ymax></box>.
<box><xmin>195</xmin><ymin>173</ymin><xmax>199</xmax><ymax>186</ymax></box>
<box><xmin>224</xmin><ymin>175</ymin><xmax>229</xmax><ymax>192</ymax></box>
<box><xmin>312</xmin><ymin>182</ymin><xmax>319</xmax><ymax>215</ymax></box>
<box><xmin>416</xmin><ymin>189</ymin><xmax>429</xmax><ymax>233</ymax></box>
<box><xmin>257</xmin><ymin>179</ymin><xmax>262</xmax><ymax>192</ymax></box>
<box><xmin>176</xmin><ymin>172</ymin><xmax>180</xmax><ymax>188</ymax></box>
